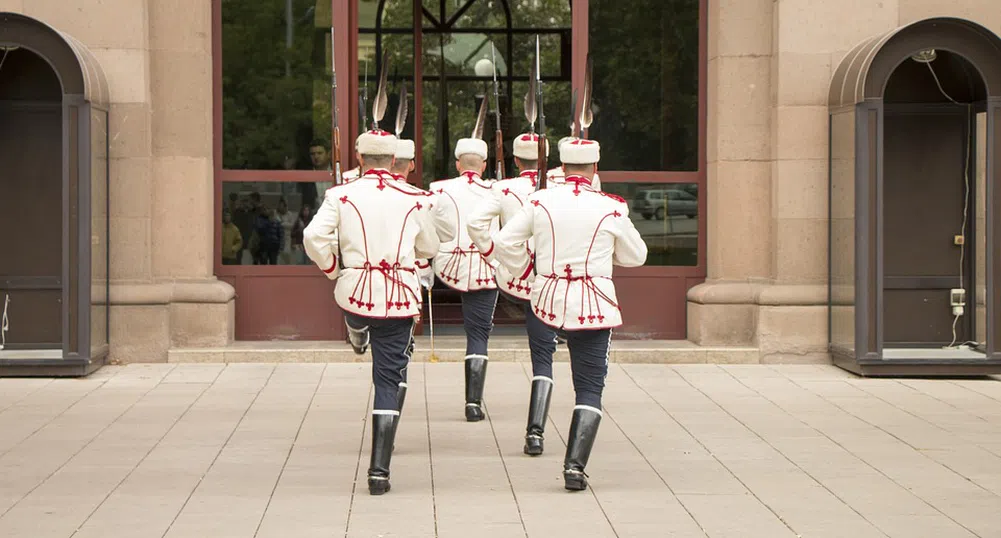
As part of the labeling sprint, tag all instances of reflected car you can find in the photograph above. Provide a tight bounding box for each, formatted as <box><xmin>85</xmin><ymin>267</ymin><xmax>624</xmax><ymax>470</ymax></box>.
<box><xmin>633</xmin><ymin>188</ymin><xmax>698</xmax><ymax>220</ymax></box>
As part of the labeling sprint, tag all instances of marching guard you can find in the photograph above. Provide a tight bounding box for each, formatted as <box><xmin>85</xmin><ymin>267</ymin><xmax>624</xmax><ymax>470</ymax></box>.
<box><xmin>468</xmin><ymin>132</ymin><xmax>558</xmax><ymax>455</ymax></box>
<box><xmin>492</xmin><ymin>138</ymin><xmax>647</xmax><ymax>490</ymax></box>
<box><xmin>429</xmin><ymin>136</ymin><xmax>499</xmax><ymax>422</ymax></box>
<box><xmin>303</xmin><ymin>129</ymin><xmax>442</xmax><ymax>496</ymax></box>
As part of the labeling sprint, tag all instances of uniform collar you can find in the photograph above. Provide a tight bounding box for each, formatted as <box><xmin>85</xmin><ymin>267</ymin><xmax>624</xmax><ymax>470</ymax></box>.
<box><xmin>564</xmin><ymin>175</ymin><xmax>593</xmax><ymax>187</ymax></box>
<box><xmin>460</xmin><ymin>170</ymin><xmax>490</xmax><ymax>189</ymax></box>
<box><xmin>519</xmin><ymin>170</ymin><xmax>539</xmax><ymax>186</ymax></box>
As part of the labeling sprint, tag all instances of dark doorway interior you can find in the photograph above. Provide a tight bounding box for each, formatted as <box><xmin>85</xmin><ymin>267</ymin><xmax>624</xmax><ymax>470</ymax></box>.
<box><xmin>0</xmin><ymin>47</ymin><xmax>63</xmax><ymax>349</ymax></box>
<box><xmin>882</xmin><ymin>50</ymin><xmax>985</xmax><ymax>348</ymax></box>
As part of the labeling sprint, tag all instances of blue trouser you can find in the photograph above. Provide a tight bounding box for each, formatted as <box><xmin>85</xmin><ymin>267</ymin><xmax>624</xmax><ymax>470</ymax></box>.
<box><xmin>344</xmin><ymin>313</ymin><xmax>414</xmax><ymax>411</ymax></box>
<box><xmin>461</xmin><ymin>289</ymin><xmax>499</xmax><ymax>356</ymax></box>
<box><xmin>500</xmin><ymin>291</ymin><xmax>557</xmax><ymax>379</ymax></box>
<box><xmin>561</xmin><ymin>328</ymin><xmax>612</xmax><ymax>408</ymax></box>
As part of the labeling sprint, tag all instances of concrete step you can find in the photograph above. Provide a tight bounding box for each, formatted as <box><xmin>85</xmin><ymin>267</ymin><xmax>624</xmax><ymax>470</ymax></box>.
<box><xmin>167</xmin><ymin>336</ymin><xmax>760</xmax><ymax>364</ymax></box>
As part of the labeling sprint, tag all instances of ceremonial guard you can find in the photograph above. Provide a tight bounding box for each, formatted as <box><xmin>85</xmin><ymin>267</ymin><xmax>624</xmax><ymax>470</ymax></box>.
<box><xmin>303</xmin><ymin>129</ymin><xmax>442</xmax><ymax>496</ymax></box>
<box><xmin>548</xmin><ymin>137</ymin><xmax>601</xmax><ymax>190</ymax></box>
<box><xmin>468</xmin><ymin>132</ymin><xmax>558</xmax><ymax>455</ymax></box>
<box><xmin>429</xmin><ymin>133</ymin><xmax>499</xmax><ymax>422</ymax></box>
<box><xmin>493</xmin><ymin>138</ymin><xmax>647</xmax><ymax>491</ymax></box>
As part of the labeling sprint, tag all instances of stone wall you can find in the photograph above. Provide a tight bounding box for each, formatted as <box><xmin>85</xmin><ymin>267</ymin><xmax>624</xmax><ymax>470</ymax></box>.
<box><xmin>690</xmin><ymin>0</ymin><xmax>1001</xmax><ymax>363</ymax></box>
<box><xmin>1</xmin><ymin>0</ymin><xmax>233</xmax><ymax>363</ymax></box>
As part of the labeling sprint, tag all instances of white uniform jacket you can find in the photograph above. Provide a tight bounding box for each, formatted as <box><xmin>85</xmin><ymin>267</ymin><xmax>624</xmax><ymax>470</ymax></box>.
<box><xmin>303</xmin><ymin>168</ymin><xmax>442</xmax><ymax>319</ymax></box>
<box><xmin>428</xmin><ymin>171</ymin><xmax>499</xmax><ymax>292</ymax></box>
<box><xmin>466</xmin><ymin>170</ymin><xmax>541</xmax><ymax>301</ymax></box>
<box><xmin>493</xmin><ymin>176</ymin><xmax>648</xmax><ymax>330</ymax></box>
<box><xmin>548</xmin><ymin>168</ymin><xmax>601</xmax><ymax>191</ymax></box>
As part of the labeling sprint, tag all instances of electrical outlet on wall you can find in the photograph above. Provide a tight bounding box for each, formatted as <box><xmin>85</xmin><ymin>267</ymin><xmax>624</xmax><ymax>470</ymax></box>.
<box><xmin>951</xmin><ymin>288</ymin><xmax>967</xmax><ymax>317</ymax></box>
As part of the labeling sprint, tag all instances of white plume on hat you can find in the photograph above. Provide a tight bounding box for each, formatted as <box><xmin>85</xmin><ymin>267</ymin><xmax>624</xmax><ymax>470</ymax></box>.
<box><xmin>454</xmin><ymin>137</ymin><xmax>488</xmax><ymax>160</ymax></box>
<box><xmin>559</xmin><ymin>138</ymin><xmax>600</xmax><ymax>164</ymax></box>
<box><xmin>396</xmin><ymin>139</ymin><xmax>416</xmax><ymax>160</ymax></box>
<box><xmin>357</xmin><ymin>129</ymin><xmax>398</xmax><ymax>156</ymax></box>
<box><xmin>513</xmin><ymin>133</ymin><xmax>549</xmax><ymax>160</ymax></box>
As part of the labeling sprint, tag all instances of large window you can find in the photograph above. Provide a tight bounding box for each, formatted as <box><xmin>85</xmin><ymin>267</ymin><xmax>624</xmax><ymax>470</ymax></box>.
<box><xmin>215</xmin><ymin>0</ymin><xmax>705</xmax><ymax>270</ymax></box>
<box><xmin>588</xmin><ymin>0</ymin><xmax>700</xmax><ymax>172</ymax></box>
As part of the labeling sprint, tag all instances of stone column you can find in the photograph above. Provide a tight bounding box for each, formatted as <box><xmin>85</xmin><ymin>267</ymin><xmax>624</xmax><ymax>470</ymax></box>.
<box><xmin>15</xmin><ymin>0</ymin><xmax>234</xmax><ymax>363</ymax></box>
<box><xmin>687</xmin><ymin>0</ymin><xmax>774</xmax><ymax>346</ymax></box>
<box><xmin>757</xmin><ymin>0</ymin><xmax>899</xmax><ymax>362</ymax></box>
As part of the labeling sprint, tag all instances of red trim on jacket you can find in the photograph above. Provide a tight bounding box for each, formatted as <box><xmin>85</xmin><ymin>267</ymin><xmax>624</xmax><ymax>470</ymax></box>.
<box><xmin>323</xmin><ymin>256</ymin><xmax>337</xmax><ymax>274</ymax></box>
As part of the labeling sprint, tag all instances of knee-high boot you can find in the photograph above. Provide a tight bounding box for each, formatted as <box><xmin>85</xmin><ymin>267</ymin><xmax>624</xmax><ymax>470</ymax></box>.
<box><xmin>391</xmin><ymin>382</ymin><xmax>407</xmax><ymax>452</ymax></box>
<box><xmin>524</xmin><ymin>377</ymin><xmax>553</xmax><ymax>456</ymax></box>
<box><xmin>464</xmin><ymin>355</ymin><xmax>488</xmax><ymax>422</ymax></box>
<box><xmin>368</xmin><ymin>412</ymin><xmax>399</xmax><ymax>495</ymax></box>
<box><xmin>563</xmin><ymin>406</ymin><xmax>602</xmax><ymax>491</ymax></box>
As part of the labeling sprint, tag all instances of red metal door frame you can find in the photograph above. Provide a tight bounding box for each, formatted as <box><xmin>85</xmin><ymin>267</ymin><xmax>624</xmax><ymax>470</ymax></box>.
<box><xmin>212</xmin><ymin>0</ymin><xmax>707</xmax><ymax>340</ymax></box>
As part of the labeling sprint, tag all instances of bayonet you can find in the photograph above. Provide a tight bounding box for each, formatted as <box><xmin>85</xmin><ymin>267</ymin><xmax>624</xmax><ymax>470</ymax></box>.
<box><xmin>330</xmin><ymin>27</ymin><xmax>343</xmax><ymax>185</ymax></box>
<box><xmin>360</xmin><ymin>58</ymin><xmax>369</xmax><ymax>135</ymax></box>
<box><xmin>532</xmin><ymin>35</ymin><xmax>548</xmax><ymax>188</ymax></box>
<box><xmin>490</xmin><ymin>43</ymin><xmax>505</xmax><ymax>179</ymax></box>
<box><xmin>372</xmin><ymin>50</ymin><xmax>390</xmax><ymax>130</ymax></box>
<box><xmin>580</xmin><ymin>53</ymin><xmax>594</xmax><ymax>138</ymax></box>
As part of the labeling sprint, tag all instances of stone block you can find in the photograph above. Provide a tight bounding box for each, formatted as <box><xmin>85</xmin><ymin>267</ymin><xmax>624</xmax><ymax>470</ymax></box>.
<box><xmin>109</xmin><ymin>157</ymin><xmax>152</xmax><ymax>219</ymax></box>
<box><xmin>150</xmin><ymin>50</ymin><xmax>211</xmax><ymax>158</ymax></box>
<box><xmin>713</xmin><ymin>160</ymin><xmax>773</xmax><ymax>280</ymax></box>
<box><xmin>150</xmin><ymin>0</ymin><xmax>211</xmax><ymax>53</ymax></box>
<box><xmin>169</xmin><ymin>301</ymin><xmax>234</xmax><ymax>348</ymax></box>
<box><xmin>714</xmin><ymin>56</ymin><xmax>772</xmax><ymax>162</ymax></box>
<box><xmin>108</xmin><ymin>103</ymin><xmax>151</xmax><ymax>159</ymax></box>
<box><xmin>90</xmin><ymin>48</ymin><xmax>149</xmax><ymax>104</ymax></box>
<box><xmin>108</xmin><ymin>305</ymin><xmax>169</xmax><ymax>364</ymax></box>
<box><xmin>776</xmin><ymin>0</ymin><xmax>898</xmax><ymax>55</ymax></box>
<box><xmin>151</xmin><ymin>157</ymin><xmax>213</xmax><ymax>279</ymax></box>
<box><xmin>774</xmin><ymin>159</ymin><xmax>828</xmax><ymax>220</ymax></box>
<box><xmin>688</xmin><ymin>301</ymin><xmax>757</xmax><ymax>346</ymax></box>
<box><xmin>109</xmin><ymin>217</ymin><xmax>151</xmax><ymax>281</ymax></box>
<box><xmin>757</xmin><ymin>304</ymin><xmax>828</xmax><ymax>363</ymax></box>
<box><xmin>774</xmin><ymin>106</ymin><xmax>829</xmax><ymax>161</ymax></box>
<box><xmin>23</xmin><ymin>0</ymin><xmax>147</xmax><ymax>50</ymax></box>
<box><xmin>899</xmin><ymin>0</ymin><xmax>1001</xmax><ymax>31</ymax></box>
<box><xmin>715</xmin><ymin>0</ymin><xmax>773</xmax><ymax>58</ymax></box>
<box><xmin>774</xmin><ymin>217</ymin><xmax>828</xmax><ymax>282</ymax></box>
<box><xmin>775</xmin><ymin>52</ymin><xmax>833</xmax><ymax>107</ymax></box>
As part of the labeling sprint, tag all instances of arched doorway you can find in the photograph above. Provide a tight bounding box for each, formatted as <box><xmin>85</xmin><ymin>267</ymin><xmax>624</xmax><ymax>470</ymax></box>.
<box><xmin>0</xmin><ymin>13</ymin><xmax>110</xmax><ymax>376</ymax></box>
<box><xmin>828</xmin><ymin>17</ymin><xmax>1001</xmax><ymax>376</ymax></box>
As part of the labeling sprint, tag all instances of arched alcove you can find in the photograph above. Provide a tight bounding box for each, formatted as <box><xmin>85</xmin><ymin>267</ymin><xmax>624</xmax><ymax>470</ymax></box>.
<box><xmin>828</xmin><ymin>17</ymin><xmax>1001</xmax><ymax>376</ymax></box>
<box><xmin>0</xmin><ymin>12</ymin><xmax>109</xmax><ymax>376</ymax></box>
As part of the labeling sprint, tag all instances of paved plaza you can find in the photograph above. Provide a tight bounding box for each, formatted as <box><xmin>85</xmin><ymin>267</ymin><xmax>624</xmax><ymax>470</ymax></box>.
<box><xmin>0</xmin><ymin>363</ymin><xmax>1000</xmax><ymax>537</ymax></box>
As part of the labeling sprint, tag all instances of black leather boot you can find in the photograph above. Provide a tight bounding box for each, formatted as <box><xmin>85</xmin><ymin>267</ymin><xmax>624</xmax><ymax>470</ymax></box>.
<box><xmin>563</xmin><ymin>406</ymin><xmax>602</xmax><ymax>491</ymax></box>
<box><xmin>524</xmin><ymin>377</ymin><xmax>553</xmax><ymax>456</ymax></box>
<box><xmin>392</xmin><ymin>383</ymin><xmax>407</xmax><ymax>452</ymax></box>
<box><xmin>368</xmin><ymin>413</ymin><xmax>398</xmax><ymax>495</ymax></box>
<box><xmin>464</xmin><ymin>356</ymin><xmax>488</xmax><ymax>422</ymax></box>
<box><xmin>345</xmin><ymin>322</ymin><xmax>370</xmax><ymax>355</ymax></box>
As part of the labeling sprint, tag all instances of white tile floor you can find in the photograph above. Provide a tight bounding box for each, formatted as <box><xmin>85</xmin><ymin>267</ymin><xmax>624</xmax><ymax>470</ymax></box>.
<box><xmin>0</xmin><ymin>363</ymin><xmax>999</xmax><ymax>537</ymax></box>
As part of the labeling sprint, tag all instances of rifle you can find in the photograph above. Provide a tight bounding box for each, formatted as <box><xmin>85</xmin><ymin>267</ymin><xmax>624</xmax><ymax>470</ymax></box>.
<box><xmin>533</xmin><ymin>36</ymin><xmax>548</xmax><ymax>190</ymax></box>
<box><xmin>490</xmin><ymin>43</ymin><xmax>505</xmax><ymax>180</ymax></box>
<box><xmin>569</xmin><ymin>88</ymin><xmax>579</xmax><ymax>140</ymax></box>
<box><xmin>372</xmin><ymin>51</ymin><xmax>390</xmax><ymax>130</ymax></box>
<box><xmin>359</xmin><ymin>58</ymin><xmax>369</xmax><ymax>135</ymax></box>
<box><xmin>580</xmin><ymin>53</ymin><xmax>594</xmax><ymax>139</ymax></box>
<box><xmin>330</xmin><ymin>27</ymin><xmax>343</xmax><ymax>185</ymax></box>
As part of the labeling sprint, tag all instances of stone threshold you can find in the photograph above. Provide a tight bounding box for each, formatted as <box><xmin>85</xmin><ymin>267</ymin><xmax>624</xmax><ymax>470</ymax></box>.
<box><xmin>167</xmin><ymin>337</ymin><xmax>759</xmax><ymax>364</ymax></box>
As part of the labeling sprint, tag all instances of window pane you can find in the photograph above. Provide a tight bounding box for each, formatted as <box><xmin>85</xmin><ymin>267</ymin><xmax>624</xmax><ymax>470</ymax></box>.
<box><xmin>222</xmin><ymin>0</ymin><xmax>339</xmax><ymax>171</ymax></box>
<box><xmin>359</xmin><ymin>0</ymin><xmax>413</xmax><ymax>29</ymax></box>
<box><xmin>511</xmin><ymin>32</ymin><xmax>570</xmax><ymax>79</ymax></box>
<box><xmin>588</xmin><ymin>0</ymin><xmax>699</xmax><ymax>171</ymax></box>
<box><xmin>422</xmin><ymin>32</ymin><xmax>508</xmax><ymax>78</ymax></box>
<box><xmin>511</xmin><ymin>0</ymin><xmax>571</xmax><ymax>28</ymax></box>
<box><xmin>602</xmin><ymin>182</ymin><xmax>699</xmax><ymax>266</ymax></box>
<box><xmin>222</xmin><ymin>181</ymin><xmax>333</xmax><ymax>266</ymax></box>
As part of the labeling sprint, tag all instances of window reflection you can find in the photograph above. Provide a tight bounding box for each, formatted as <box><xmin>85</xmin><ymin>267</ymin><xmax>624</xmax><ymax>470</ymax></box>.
<box><xmin>602</xmin><ymin>183</ymin><xmax>699</xmax><ymax>266</ymax></box>
<box><xmin>588</xmin><ymin>0</ymin><xmax>700</xmax><ymax>171</ymax></box>
<box><xmin>222</xmin><ymin>182</ymin><xmax>326</xmax><ymax>266</ymax></box>
<box><xmin>221</xmin><ymin>0</ymin><xmax>336</xmax><ymax>170</ymax></box>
